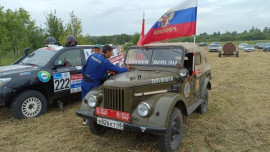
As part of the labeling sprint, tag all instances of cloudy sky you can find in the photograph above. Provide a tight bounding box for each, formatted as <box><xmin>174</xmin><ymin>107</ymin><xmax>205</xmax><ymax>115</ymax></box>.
<box><xmin>1</xmin><ymin>0</ymin><xmax>270</xmax><ymax>36</ymax></box>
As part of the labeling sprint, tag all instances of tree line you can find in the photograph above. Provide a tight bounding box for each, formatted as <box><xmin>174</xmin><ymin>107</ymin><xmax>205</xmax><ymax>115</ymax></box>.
<box><xmin>0</xmin><ymin>6</ymin><xmax>270</xmax><ymax>58</ymax></box>
<box><xmin>170</xmin><ymin>27</ymin><xmax>270</xmax><ymax>43</ymax></box>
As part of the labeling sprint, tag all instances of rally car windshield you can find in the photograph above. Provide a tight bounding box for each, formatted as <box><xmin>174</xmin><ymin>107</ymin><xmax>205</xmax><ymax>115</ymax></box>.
<box><xmin>19</xmin><ymin>48</ymin><xmax>58</xmax><ymax>66</ymax></box>
<box><xmin>125</xmin><ymin>48</ymin><xmax>184</xmax><ymax>67</ymax></box>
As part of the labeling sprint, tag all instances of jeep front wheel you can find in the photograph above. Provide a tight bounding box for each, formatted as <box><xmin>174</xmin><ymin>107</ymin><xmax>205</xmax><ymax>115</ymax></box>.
<box><xmin>157</xmin><ymin>108</ymin><xmax>183</xmax><ymax>152</ymax></box>
<box><xmin>11</xmin><ymin>90</ymin><xmax>47</xmax><ymax>119</ymax></box>
<box><xmin>88</xmin><ymin>120</ymin><xmax>107</xmax><ymax>136</ymax></box>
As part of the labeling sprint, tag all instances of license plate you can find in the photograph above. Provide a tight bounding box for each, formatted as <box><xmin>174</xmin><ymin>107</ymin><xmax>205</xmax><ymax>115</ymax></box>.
<box><xmin>97</xmin><ymin>117</ymin><xmax>124</xmax><ymax>130</ymax></box>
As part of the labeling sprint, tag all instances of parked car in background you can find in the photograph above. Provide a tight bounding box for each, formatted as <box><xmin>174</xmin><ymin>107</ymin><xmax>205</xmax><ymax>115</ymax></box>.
<box><xmin>199</xmin><ymin>42</ymin><xmax>207</xmax><ymax>46</ymax></box>
<box><xmin>263</xmin><ymin>43</ymin><xmax>270</xmax><ymax>51</ymax></box>
<box><xmin>211</xmin><ymin>42</ymin><xmax>220</xmax><ymax>45</ymax></box>
<box><xmin>238</xmin><ymin>43</ymin><xmax>248</xmax><ymax>50</ymax></box>
<box><xmin>262</xmin><ymin>43</ymin><xmax>270</xmax><ymax>49</ymax></box>
<box><xmin>208</xmin><ymin>44</ymin><xmax>222</xmax><ymax>52</ymax></box>
<box><xmin>243</xmin><ymin>45</ymin><xmax>255</xmax><ymax>52</ymax></box>
<box><xmin>255</xmin><ymin>43</ymin><xmax>265</xmax><ymax>49</ymax></box>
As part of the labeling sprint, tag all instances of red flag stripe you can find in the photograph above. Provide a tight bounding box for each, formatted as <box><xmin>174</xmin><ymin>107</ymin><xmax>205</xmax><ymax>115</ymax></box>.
<box><xmin>141</xmin><ymin>22</ymin><xmax>196</xmax><ymax>45</ymax></box>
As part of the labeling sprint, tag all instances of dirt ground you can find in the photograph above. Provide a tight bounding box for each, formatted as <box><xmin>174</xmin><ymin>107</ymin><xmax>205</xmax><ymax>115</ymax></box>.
<box><xmin>0</xmin><ymin>48</ymin><xmax>270</xmax><ymax>152</ymax></box>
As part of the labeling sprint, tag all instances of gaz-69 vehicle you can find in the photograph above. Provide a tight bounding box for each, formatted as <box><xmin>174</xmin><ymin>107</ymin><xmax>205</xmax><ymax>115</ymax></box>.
<box><xmin>76</xmin><ymin>42</ymin><xmax>211</xmax><ymax>152</ymax></box>
<box><xmin>0</xmin><ymin>37</ymin><xmax>124</xmax><ymax>119</ymax></box>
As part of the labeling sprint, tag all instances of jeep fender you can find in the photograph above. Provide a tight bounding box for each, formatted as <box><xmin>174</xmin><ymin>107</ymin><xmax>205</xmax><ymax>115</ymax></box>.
<box><xmin>200</xmin><ymin>78</ymin><xmax>211</xmax><ymax>99</ymax></box>
<box><xmin>80</xmin><ymin>86</ymin><xmax>102</xmax><ymax>112</ymax></box>
<box><xmin>132</xmin><ymin>92</ymin><xmax>187</xmax><ymax>128</ymax></box>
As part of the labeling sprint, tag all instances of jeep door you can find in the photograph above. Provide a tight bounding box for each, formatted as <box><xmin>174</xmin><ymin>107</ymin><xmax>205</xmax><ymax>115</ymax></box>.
<box><xmin>193</xmin><ymin>52</ymin><xmax>203</xmax><ymax>100</ymax></box>
<box><xmin>184</xmin><ymin>52</ymin><xmax>207</xmax><ymax>107</ymax></box>
<box><xmin>52</xmin><ymin>48</ymin><xmax>84</xmax><ymax>97</ymax></box>
<box><xmin>182</xmin><ymin>52</ymin><xmax>196</xmax><ymax>107</ymax></box>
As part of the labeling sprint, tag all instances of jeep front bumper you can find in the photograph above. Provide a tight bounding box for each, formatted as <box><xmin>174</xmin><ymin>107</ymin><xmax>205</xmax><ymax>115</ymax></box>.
<box><xmin>76</xmin><ymin>110</ymin><xmax>167</xmax><ymax>135</ymax></box>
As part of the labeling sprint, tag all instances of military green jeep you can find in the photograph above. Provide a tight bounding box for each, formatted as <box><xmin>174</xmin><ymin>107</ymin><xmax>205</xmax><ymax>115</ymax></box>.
<box><xmin>76</xmin><ymin>42</ymin><xmax>211</xmax><ymax>151</ymax></box>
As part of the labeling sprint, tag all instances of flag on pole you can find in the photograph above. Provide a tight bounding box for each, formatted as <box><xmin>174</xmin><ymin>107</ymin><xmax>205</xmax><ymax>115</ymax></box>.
<box><xmin>137</xmin><ymin>12</ymin><xmax>145</xmax><ymax>46</ymax></box>
<box><xmin>137</xmin><ymin>0</ymin><xmax>198</xmax><ymax>46</ymax></box>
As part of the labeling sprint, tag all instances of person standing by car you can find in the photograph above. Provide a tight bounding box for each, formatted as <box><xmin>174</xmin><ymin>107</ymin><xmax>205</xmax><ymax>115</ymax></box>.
<box><xmin>81</xmin><ymin>45</ymin><xmax>130</xmax><ymax>125</ymax></box>
<box><xmin>93</xmin><ymin>44</ymin><xmax>102</xmax><ymax>54</ymax></box>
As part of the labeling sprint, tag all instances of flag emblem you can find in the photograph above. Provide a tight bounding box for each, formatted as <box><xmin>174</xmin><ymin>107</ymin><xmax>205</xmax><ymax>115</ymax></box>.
<box><xmin>157</xmin><ymin>10</ymin><xmax>174</xmax><ymax>28</ymax></box>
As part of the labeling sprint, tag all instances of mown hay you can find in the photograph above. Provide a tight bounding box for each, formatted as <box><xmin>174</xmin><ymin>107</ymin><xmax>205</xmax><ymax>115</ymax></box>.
<box><xmin>0</xmin><ymin>48</ymin><xmax>269</xmax><ymax>152</ymax></box>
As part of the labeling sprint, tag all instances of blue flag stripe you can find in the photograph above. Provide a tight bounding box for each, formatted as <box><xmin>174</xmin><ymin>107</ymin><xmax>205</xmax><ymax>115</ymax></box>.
<box><xmin>151</xmin><ymin>7</ymin><xmax>197</xmax><ymax>29</ymax></box>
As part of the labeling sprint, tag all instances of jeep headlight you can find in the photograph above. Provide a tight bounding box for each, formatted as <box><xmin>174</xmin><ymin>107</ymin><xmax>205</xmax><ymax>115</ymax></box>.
<box><xmin>179</xmin><ymin>68</ymin><xmax>188</xmax><ymax>78</ymax></box>
<box><xmin>88</xmin><ymin>95</ymin><xmax>97</xmax><ymax>108</ymax></box>
<box><xmin>138</xmin><ymin>102</ymin><xmax>151</xmax><ymax>117</ymax></box>
<box><xmin>0</xmin><ymin>78</ymin><xmax>12</xmax><ymax>87</ymax></box>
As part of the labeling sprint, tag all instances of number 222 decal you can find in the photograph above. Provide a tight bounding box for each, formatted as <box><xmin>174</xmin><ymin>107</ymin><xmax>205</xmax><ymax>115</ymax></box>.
<box><xmin>53</xmin><ymin>72</ymin><xmax>71</xmax><ymax>92</ymax></box>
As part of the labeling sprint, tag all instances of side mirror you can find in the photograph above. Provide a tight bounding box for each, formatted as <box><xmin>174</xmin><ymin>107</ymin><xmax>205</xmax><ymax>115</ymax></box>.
<box><xmin>13</xmin><ymin>48</ymin><xmax>31</xmax><ymax>64</ymax></box>
<box><xmin>24</xmin><ymin>48</ymin><xmax>31</xmax><ymax>56</ymax></box>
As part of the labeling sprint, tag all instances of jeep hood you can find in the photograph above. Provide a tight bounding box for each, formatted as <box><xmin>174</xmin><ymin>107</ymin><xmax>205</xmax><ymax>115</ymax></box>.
<box><xmin>0</xmin><ymin>65</ymin><xmax>38</xmax><ymax>77</ymax></box>
<box><xmin>104</xmin><ymin>70</ymin><xmax>178</xmax><ymax>87</ymax></box>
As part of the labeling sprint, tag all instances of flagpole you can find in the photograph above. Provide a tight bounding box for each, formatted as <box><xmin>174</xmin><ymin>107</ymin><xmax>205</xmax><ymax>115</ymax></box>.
<box><xmin>137</xmin><ymin>11</ymin><xmax>145</xmax><ymax>46</ymax></box>
<box><xmin>192</xmin><ymin>35</ymin><xmax>196</xmax><ymax>76</ymax></box>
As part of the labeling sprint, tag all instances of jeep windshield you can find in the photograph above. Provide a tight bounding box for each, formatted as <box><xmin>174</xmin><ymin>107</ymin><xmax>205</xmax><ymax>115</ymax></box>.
<box><xmin>19</xmin><ymin>48</ymin><xmax>58</xmax><ymax>67</ymax></box>
<box><xmin>125</xmin><ymin>48</ymin><xmax>184</xmax><ymax>67</ymax></box>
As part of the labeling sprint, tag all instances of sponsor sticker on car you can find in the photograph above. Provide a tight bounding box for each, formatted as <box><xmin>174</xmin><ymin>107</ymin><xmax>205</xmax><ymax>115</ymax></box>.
<box><xmin>53</xmin><ymin>72</ymin><xmax>70</xmax><ymax>92</ymax></box>
<box><xmin>19</xmin><ymin>71</ymin><xmax>31</xmax><ymax>76</ymax></box>
<box><xmin>70</xmin><ymin>74</ymin><xmax>83</xmax><ymax>93</ymax></box>
<box><xmin>38</xmin><ymin>71</ymin><xmax>51</xmax><ymax>83</ymax></box>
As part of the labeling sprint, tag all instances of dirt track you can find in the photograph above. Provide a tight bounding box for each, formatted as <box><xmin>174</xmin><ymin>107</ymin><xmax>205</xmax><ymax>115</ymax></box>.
<box><xmin>0</xmin><ymin>48</ymin><xmax>270</xmax><ymax>152</ymax></box>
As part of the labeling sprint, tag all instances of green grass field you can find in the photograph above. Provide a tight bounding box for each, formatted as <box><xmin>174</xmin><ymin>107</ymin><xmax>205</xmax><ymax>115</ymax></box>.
<box><xmin>0</xmin><ymin>53</ymin><xmax>22</xmax><ymax>66</ymax></box>
<box><xmin>0</xmin><ymin>47</ymin><xmax>270</xmax><ymax>152</ymax></box>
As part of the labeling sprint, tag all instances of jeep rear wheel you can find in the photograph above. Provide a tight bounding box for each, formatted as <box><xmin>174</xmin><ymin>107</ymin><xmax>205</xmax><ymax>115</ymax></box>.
<box><xmin>88</xmin><ymin>120</ymin><xmax>107</xmax><ymax>136</ymax></box>
<box><xmin>11</xmin><ymin>90</ymin><xmax>47</xmax><ymax>119</ymax></box>
<box><xmin>197</xmin><ymin>89</ymin><xmax>209</xmax><ymax>114</ymax></box>
<box><xmin>157</xmin><ymin>108</ymin><xmax>183</xmax><ymax>152</ymax></box>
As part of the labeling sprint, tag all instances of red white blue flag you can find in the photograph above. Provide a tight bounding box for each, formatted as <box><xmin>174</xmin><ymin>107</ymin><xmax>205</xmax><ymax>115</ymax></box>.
<box><xmin>137</xmin><ymin>0</ymin><xmax>198</xmax><ymax>46</ymax></box>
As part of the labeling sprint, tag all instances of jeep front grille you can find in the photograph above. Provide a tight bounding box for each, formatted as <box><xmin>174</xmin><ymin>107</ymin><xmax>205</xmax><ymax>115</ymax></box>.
<box><xmin>103</xmin><ymin>88</ymin><xmax>125</xmax><ymax>111</ymax></box>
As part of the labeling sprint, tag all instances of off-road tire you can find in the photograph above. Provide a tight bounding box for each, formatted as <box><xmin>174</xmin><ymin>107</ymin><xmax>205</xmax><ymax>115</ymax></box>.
<box><xmin>196</xmin><ymin>89</ymin><xmax>209</xmax><ymax>114</ymax></box>
<box><xmin>157</xmin><ymin>108</ymin><xmax>183</xmax><ymax>152</ymax></box>
<box><xmin>11</xmin><ymin>90</ymin><xmax>47</xmax><ymax>119</ymax></box>
<box><xmin>88</xmin><ymin>120</ymin><xmax>107</xmax><ymax>136</ymax></box>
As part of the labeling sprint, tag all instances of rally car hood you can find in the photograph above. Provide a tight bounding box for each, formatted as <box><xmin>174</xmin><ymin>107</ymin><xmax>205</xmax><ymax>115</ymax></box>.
<box><xmin>104</xmin><ymin>70</ymin><xmax>178</xmax><ymax>88</ymax></box>
<box><xmin>0</xmin><ymin>64</ymin><xmax>38</xmax><ymax>77</ymax></box>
